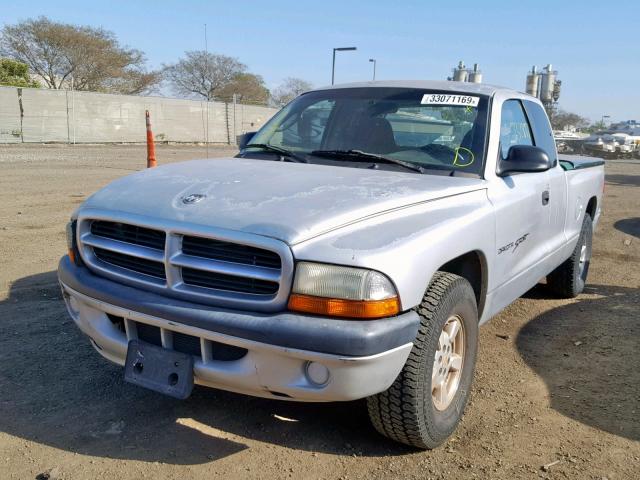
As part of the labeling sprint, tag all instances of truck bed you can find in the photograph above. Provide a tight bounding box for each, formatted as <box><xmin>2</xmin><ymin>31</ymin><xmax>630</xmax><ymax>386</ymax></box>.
<box><xmin>558</xmin><ymin>154</ymin><xmax>606</xmax><ymax>171</ymax></box>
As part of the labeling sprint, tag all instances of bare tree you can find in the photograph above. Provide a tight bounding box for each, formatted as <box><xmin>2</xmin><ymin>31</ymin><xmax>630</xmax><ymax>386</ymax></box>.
<box><xmin>0</xmin><ymin>17</ymin><xmax>160</xmax><ymax>94</ymax></box>
<box><xmin>551</xmin><ymin>110</ymin><xmax>590</xmax><ymax>131</ymax></box>
<box><xmin>217</xmin><ymin>73</ymin><xmax>270</xmax><ymax>104</ymax></box>
<box><xmin>271</xmin><ymin>77</ymin><xmax>313</xmax><ymax>106</ymax></box>
<box><xmin>163</xmin><ymin>51</ymin><xmax>247</xmax><ymax>101</ymax></box>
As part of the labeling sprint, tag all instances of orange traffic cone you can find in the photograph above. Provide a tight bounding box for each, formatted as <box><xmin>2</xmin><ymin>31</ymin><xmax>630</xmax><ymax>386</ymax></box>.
<box><xmin>146</xmin><ymin>110</ymin><xmax>157</xmax><ymax>168</ymax></box>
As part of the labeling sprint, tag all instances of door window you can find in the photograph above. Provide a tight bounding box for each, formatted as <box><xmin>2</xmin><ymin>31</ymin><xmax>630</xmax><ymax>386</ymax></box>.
<box><xmin>500</xmin><ymin>100</ymin><xmax>534</xmax><ymax>159</ymax></box>
<box><xmin>523</xmin><ymin>100</ymin><xmax>558</xmax><ymax>165</ymax></box>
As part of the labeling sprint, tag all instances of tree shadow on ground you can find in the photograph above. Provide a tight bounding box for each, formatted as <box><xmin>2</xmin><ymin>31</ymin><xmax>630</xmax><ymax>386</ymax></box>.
<box><xmin>614</xmin><ymin>217</ymin><xmax>640</xmax><ymax>238</ymax></box>
<box><xmin>0</xmin><ymin>271</ymin><xmax>410</xmax><ymax>467</ymax></box>
<box><xmin>516</xmin><ymin>283</ymin><xmax>640</xmax><ymax>442</ymax></box>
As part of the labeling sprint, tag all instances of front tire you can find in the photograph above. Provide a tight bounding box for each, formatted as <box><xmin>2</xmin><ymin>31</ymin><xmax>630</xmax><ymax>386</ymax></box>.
<box><xmin>547</xmin><ymin>213</ymin><xmax>593</xmax><ymax>298</ymax></box>
<box><xmin>367</xmin><ymin>272</ymin><xmax>478</xmax><ymax>449</ymax></box>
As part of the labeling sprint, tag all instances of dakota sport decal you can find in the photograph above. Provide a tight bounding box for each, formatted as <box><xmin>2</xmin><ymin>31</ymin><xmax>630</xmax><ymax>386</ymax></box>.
<box><xmin>498</xmin><ymin>233</ymin><xmax>529</xmax><ymax>255</ymax></box>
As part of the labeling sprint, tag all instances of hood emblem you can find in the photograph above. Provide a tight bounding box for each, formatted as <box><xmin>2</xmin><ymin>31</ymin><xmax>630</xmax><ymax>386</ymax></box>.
<box><xmin>181</xmin><ymin>193</ymin><xmax>206</xmax><ymax>205</ymax></box>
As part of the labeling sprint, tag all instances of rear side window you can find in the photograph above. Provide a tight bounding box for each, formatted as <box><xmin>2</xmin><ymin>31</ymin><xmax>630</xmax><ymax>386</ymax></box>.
<box><xmin>523</xmin><ymin>100</ymin><xmax>558</xmax><ymax>165</ymax></box>
<box><xmin>499</xmin><ymin>100</ymin><xmax>533</xmax><ymax>159</ymax></box>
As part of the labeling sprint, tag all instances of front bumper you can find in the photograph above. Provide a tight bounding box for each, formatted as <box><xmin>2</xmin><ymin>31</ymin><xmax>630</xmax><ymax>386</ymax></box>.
<box><xmin>58</xmin><ymin>257</ymin><xmax>418</xmax><ymax>402</ymax></box>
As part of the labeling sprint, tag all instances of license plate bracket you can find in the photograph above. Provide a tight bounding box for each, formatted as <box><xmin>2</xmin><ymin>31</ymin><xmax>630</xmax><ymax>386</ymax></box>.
<box><xmin>124</xmin><ymin>339</ymin><xmax>194</xmax><ymax>399</ymax></box>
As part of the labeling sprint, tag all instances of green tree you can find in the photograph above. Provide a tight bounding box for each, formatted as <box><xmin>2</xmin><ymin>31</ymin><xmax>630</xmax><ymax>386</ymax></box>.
<box><xmin>0</xmin><ymin>58</ymin><xmax>39</xmax><ymax>87</ymax></box>
<box><xmin>217</xmin><ymin>73</ymin><xmax>270</xmax><ymax>104</ymax></box>
<box><xmin>0</xmin><ymin>17</ymin><xmax>160</xmax><ymax>94</ymax></box>
<box><xmin>588</xmin><ymin>120</ymin><xmax>607</xmax><ymax>133</ymax></box>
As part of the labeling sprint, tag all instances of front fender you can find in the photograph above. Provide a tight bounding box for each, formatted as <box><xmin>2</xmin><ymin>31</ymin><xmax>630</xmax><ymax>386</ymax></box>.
<box><xmin>291</xmin><ymin>189</ymin><xmax>494</xmax><ymax>311</ymax></box>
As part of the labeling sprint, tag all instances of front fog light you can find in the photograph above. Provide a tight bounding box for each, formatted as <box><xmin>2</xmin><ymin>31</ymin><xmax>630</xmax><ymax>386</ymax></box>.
<box><xmin>288</xmin><ymin>262</ymin><xmax>400</xmax><ymax>319</ymax></box>
<box><xmin>63</xmin><ymin>291</ymin><xmax>80</xmax><ymax>321</ymax></box>
<box><xmin>305</xmin><ymin>361</ymin><xmax>330</xmax><ymax>386</ymax></box>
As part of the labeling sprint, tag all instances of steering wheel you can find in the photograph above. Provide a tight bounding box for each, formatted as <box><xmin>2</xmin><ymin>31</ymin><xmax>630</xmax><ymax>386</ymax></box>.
<box><xmin>420</xmin><ymin>143</ymin><xmax>457</xmax><ymax>160</ymax></box>
<box><xmin>419</xmin><ymin>143</ymin><xmax>475</xmax><ymax>168</ymax></box>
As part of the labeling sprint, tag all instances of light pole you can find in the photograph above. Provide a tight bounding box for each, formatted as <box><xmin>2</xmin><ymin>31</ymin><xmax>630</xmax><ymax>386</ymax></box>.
<box><xmin>332</xmin><ymin>47</ymin><xmax>357</xmax><ymax>85</ymax></box>
<box><xmin>369</xmin><ymin>58</ymin><xmax>377</xmax><ymax>81</ymax></box>
<box><xmin>601</xmin><ymin>114</ymin><xmax>610</xmax><ymax>127</ymax></box>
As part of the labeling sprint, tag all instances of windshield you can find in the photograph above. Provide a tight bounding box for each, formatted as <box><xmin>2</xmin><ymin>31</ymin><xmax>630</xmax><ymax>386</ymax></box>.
<box><xmin>247</xmin><ymin>87</ymin><xmax>490</xmax><ymax>175</ymax></box>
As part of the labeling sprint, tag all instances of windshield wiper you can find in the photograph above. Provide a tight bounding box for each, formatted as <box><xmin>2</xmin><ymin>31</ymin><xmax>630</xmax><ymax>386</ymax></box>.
<box><xmin>310</xmin><ymin>149</ymin><xmax>426</xmax><ymax>174</ymax></box>
<box><xmin>244</xmin><ymin>143</ymin><xmax>307</xmax><ymax>163</ymax></box>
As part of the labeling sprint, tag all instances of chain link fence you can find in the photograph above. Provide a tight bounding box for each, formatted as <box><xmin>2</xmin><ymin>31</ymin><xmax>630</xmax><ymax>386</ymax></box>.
<box><xmin>0</xmin><ymin>86</ymin><xmax>278</xmax><ymax>144</ymax></box>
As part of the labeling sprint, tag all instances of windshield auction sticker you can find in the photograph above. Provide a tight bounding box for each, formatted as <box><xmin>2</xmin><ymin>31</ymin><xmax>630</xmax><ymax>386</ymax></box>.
<box><xmin>421</xmin><ymin>94</ymin><xmax>480</xmax><ymax>107</ymax></box>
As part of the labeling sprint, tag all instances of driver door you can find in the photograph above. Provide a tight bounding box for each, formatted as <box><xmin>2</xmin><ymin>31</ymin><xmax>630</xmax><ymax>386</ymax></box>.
<box><xmin>488</xmin><ymin>99</ymin><xmax>551</xmax><ymax>305</ymax></box>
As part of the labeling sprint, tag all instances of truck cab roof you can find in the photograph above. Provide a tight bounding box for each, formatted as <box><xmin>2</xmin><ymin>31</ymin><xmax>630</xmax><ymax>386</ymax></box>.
<box><xmin>311</xmin><ymin>80</ymin><xmax>515</xmax><ymax>97</ymax></box>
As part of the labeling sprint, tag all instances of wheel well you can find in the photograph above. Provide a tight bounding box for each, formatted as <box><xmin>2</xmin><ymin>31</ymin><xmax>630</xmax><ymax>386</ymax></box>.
<box><xmin>439</xmin><ymin>251</ymin><xmax>487</xmax><ymax>319</ymax></box>
<box><xmin>586</xmin><ymin>196</ymin><xmax>597</xmax><ymax>220</ymax></box>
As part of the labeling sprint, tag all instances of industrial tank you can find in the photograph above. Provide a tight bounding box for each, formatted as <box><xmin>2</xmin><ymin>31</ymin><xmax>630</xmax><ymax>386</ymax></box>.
<box><xmin>452</xmin><ymin>61</ymin><xmax>468</xmax><ymax>82</ymax></box>
<box><xmin>468</xmin><ymin>63</ymin><xmax>482</xmax><ymax>83</ymax></box>
<box><xmin>526</xmin><ymin>66</ymin><xmax>540</xmax><ymax>97</ymax></box>
<box><xmin>539</xmin><ymin>64</ymin><xmax>557</xmax><ymax>104</ymax></box>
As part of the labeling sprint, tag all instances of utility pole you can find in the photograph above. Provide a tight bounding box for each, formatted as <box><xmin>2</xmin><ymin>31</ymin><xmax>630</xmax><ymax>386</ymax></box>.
<box><xmin>232</xmin><ymin>93</ymin><xmax>237</xmax><ymax>143</ymax></box>
<box><xmin>204</xmin><ymin>23</ymin><xmax>210</xmax><ymax>157</ymax></box>
<box><xmin>71</xmin><ymin>76</ymin><xmax>76</xmax><ymax>144</ymax></box>
<box><xmin>17</xmin><ymin>88</ymin><xmax>24</xmax><ymax>143</ymax></box>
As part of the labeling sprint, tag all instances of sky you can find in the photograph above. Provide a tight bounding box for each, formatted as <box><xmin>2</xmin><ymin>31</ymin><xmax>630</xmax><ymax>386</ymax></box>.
<box><xmin>1</xmin><ymin>0</ymin><xmax>638</xmax><ymax>122</ymax></box>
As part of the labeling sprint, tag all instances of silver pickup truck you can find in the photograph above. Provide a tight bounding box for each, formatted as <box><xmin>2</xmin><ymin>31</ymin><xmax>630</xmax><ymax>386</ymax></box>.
<box><xmin>58</xmin><ymin>80</ymin><xmax>604</xmax><ymax>449</ymax></box>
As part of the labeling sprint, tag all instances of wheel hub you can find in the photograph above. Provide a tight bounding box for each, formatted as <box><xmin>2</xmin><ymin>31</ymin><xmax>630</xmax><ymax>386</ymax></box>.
<box><xmin>432</xmin><ymin>315</ymin><xmax>465</xmax><ymax>411</ymax></box>
<box><xmin>579</xmin><ymin>242</ymin><xmax>588</xmax><ymax>277</ymax></box>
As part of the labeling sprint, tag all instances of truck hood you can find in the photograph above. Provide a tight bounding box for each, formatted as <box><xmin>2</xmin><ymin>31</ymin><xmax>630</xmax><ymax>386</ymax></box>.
<box><xmin>82</xmin><ymin>158</ymin><xmax>486</xmax><ymax>245</ymax></box>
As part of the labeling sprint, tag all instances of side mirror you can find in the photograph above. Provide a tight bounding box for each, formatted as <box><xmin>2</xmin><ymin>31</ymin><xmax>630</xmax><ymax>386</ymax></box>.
<box><xmin>237</xmin><ymin>131</ymin><xmax>257</xmax><ymax>150</ymax></box>
<box><xmin>497</xmin><ymin>145</ymin><xmax>552</xmax><ymax>176</ymax></box>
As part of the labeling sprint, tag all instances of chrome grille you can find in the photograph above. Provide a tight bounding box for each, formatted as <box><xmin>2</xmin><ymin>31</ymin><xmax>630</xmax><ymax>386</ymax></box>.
<box><xmin>181</xmin><ymin>267</ymin><xmax>278</xmax><ymax>294</ymax></box>
<box><xmin>182</xmin><ymin>236</ymin><xmax>281</xmax><ymax>269</ymax></box>
<box><xmin>93</xmin><ymin>247</ymin><xmax>166</xmax><ymax>279</ymax></box>
<box><xmin>91</xmin><ymin>221</ymin><xmax>166</xmax><ymax>250</ymax></box>
<box><xmin>77</xmin><ymin>212</ymin><xmax>294</xmax><ymax>312</ymax></box>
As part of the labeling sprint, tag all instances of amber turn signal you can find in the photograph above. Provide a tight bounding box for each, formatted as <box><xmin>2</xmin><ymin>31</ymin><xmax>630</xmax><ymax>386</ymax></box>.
<box><xmin>288</xmin><ymin>294</ymin><xmax>400</xmax><ymax>319</ymax></box>
<box><xmin>68</xmin><ymin>248</ymin><xmax>76</xmax><ymax>264</ymax></box>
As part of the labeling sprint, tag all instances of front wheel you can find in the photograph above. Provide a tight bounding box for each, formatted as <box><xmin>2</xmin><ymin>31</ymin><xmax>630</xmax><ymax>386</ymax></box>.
<box><xmin>367</xmin><ymin>272</ymin><xmax>478</xmax><ymax>449</ymax></box>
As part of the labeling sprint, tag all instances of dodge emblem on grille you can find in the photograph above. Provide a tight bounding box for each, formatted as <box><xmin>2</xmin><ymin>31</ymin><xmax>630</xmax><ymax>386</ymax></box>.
<box><xmin>181</xmin><ymin>193</ymin><xmax>206</xmax><ymax>205</ymax></box>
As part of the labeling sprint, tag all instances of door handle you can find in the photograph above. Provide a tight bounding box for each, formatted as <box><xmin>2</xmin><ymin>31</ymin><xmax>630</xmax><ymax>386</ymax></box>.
<box><xmin>542</xmin><ymin>190</ymin><xmax>550</xmax><ymax>206</ymax></box>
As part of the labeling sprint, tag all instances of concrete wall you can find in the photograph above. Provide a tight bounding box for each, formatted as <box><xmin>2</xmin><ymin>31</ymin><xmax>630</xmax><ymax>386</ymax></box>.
<box><xmin>0</xmin><ymin>86</ymin><xmax>278</xmax><ymax>144</ymax></box>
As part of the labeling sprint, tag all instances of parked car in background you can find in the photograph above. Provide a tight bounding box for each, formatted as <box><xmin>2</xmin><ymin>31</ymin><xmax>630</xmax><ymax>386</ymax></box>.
<box><xmin>611</xmin><ymin>133</ymin><xmax>637</xmax><ymax>158</ymax></box>
<box><xmin>582</xmin><ymin>134</ymin><xmax>617</xmax><ymax>158</ymax></box>
<box><xmin>580</xmin><ymin>132</ymin><xmax>639</xmax><ymax>159</ymax></box>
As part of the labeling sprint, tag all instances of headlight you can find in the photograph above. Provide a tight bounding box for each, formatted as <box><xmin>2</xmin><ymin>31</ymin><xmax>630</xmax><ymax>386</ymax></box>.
<box><xmin>288</xmin><ymin>262</ymin><xmax>400</xmax><ymax>319</ymax></box>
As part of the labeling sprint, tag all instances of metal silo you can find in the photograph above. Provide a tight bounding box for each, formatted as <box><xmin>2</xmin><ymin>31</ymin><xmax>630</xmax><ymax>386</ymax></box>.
<box><xmin>526</xmin><ymin>66</ymin><xmax>540</xmax><ymax>97</ymax></box>
<box><xmin>539</xmin><ymin>64</ymin><xmax>557</xmax><ymax>104</ymax></box>
<box><xmin>452</xmin><ymin>61</ymin><xmax>468</xmax><ymax>82</ymax></box>
<box><xmin>468</xmin><ymin>63</ymin><xmax>482</xmax><ymax>83</ymax></box>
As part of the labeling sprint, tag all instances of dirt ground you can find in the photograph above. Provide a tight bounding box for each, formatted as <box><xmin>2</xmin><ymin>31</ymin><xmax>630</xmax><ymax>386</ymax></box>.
<box><xmin>0</xmin><ymin>144</ymin><xmax>638</xmax><ymax>480</ymax></box>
